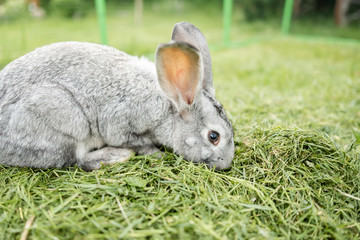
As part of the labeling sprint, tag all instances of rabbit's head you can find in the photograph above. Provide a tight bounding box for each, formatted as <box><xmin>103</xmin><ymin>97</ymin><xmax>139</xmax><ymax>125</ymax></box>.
<box><xmin>155</xmin><ymin>22</ymin><xmax>234</xmax><ymax>170</ymax></box>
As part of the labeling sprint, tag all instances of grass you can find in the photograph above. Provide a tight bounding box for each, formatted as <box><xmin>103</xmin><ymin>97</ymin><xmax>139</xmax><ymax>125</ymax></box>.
<box><xmin>1</xmin><ymin>3</ymin><xmax>360</xmax><ymax>239</ymax></box>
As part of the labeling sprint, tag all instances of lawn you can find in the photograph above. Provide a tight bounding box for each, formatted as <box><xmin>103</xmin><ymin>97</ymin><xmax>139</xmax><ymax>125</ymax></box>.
<box><xmin>0</xmin><ymin>2</ymin><xmax>359</xmax><ymax>239</ymax></box>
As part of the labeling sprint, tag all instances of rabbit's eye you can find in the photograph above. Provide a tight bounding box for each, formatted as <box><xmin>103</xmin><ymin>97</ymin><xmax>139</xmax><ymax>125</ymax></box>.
<box><xmin>208</xmin><ymin>131</ymin><xmax>220</xmax><ymax>146</ymax></box>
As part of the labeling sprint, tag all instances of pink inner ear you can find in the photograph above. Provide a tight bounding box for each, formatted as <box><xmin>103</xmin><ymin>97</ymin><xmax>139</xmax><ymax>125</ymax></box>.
<box><xmin>161</xmin><ymin>47</ymin><xmax>199</xmax><ymax>105</ymax></box>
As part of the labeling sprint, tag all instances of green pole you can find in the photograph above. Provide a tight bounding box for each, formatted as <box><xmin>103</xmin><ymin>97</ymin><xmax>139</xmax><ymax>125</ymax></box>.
<box><xmin>281</xmin><ymin>0</ymin><xmax>294</xmax><ymax>34</ymax></box>
<box><xmin>95</xmin><ymin>0</ymin><xmax>108</xmax><ymax>45</ymax></box>
<box><xmin>223</xmin><ymin>0</ymin><xmax>233</xmax><ymax>47</ymax></box>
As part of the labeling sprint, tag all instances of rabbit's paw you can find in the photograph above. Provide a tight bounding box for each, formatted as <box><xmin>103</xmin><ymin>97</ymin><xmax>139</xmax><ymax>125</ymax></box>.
<box><xmin>79</xmin><ymin>147</ymin><xmax>134</xmax><ymax>171</ymax></box>
<box><xmin>135</xmin><ymin>146</ymin><xmax>164</xmax><ymax>159</ymax></box>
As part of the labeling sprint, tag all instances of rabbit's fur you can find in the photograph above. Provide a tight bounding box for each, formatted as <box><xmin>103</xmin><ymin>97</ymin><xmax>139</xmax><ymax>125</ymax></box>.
<box><xmin>0</xmin><ymin>22</ymin><xmax>234</xmax><ymax>171</ymax></box>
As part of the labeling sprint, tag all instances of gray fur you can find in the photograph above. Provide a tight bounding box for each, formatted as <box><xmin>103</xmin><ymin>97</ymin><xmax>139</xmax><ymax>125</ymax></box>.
<box><xmin>0</xmin><ymin>22</ymin><xmax>234</xmax><ymax>171</ymax></box>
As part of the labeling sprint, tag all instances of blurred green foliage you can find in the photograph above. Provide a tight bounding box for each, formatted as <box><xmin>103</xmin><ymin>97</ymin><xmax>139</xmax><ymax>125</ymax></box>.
<box><xmin>0</xmin><ymin>0</ymin><xmax>26</xmax><ymax>20</ymax></box>
<box><xmin>237</xmin><ymin>0</ymin><xmax>284</xmax><ymax>21</ymax></box>
<box><xmin>237</xmin><ymin>0</ymin><xmax>359</xmax><ymax>21</ymax></box>
<box><xmin>39</xmin><ymin>0</ymin><xmax>52</xmax><ymax>10</ymax></box>
<box><xmin>1</xmin><ymin>0</ymin><xmax>359</xmax><ymax>24</ymax></box>
<box><xmin>49</xmin><ymin>0</ymin><xmax>91</xmax><ymax>18</ymax></box>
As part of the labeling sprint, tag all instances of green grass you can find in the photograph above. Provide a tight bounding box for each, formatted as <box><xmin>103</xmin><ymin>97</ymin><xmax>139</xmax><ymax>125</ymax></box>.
<box><xmin>1</xmin><ymin>3</ymin><xmax>360</xmax><ymax>239</ymax></box>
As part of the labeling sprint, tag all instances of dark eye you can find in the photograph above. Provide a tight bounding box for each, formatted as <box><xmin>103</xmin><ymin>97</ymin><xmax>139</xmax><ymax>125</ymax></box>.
<box><xmin>208</xmin><ymin>131</ymin><xmax>220</xmax><ymax>146</ymax></box>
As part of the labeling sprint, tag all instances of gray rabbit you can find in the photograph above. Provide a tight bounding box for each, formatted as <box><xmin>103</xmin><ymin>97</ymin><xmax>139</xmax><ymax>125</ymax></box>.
<box><xmin>0</xmin><ymin>21</ymin><xmax>234</xmax><ymax>171</ymax></box>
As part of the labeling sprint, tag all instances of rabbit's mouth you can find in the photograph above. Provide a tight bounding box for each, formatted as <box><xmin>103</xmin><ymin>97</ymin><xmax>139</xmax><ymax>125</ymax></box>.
<box><xmin>202</xmin><ymin>157</ymin><xmax>232</xmax><ymax>171</ymax></box>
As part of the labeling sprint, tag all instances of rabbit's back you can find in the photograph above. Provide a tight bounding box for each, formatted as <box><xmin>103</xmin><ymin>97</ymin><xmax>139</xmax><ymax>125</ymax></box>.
<box><xmin>1</xmin><ymin>42</ymin><xmax>156</xmax><ymax>97</ymax></box>
<box><xmin>0</xmin><ymin>42</ymin><xmax>161</xmax><ymax>117</ymax></box>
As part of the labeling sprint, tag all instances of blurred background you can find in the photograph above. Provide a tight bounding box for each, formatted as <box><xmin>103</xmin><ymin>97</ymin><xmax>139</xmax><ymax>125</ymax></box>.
<box><xmin>0</xmin><ymin>0</ymin><xmax>359</xmax><ymax>69</ymax></box>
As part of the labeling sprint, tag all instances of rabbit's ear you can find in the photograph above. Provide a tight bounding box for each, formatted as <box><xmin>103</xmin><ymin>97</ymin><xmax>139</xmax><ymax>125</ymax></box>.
<box><xmin>171</xmin><ymin>21</ymin><xmax>214</xmax><ymax>95</ymax></box>
<box><xmin>156</xmin><ymin>42</ymin><xmax>203</xmax><ymax>113</ymax></box>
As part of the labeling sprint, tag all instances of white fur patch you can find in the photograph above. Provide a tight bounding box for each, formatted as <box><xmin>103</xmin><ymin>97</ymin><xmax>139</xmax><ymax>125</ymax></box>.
<box><xmin>185</xmin><ymin>137</ymin><xmax>198</xmax><ymax>147</ymax></box>
<box><xmin>76</xmin><ymin>136</ymin><xmax>105</xmax><ymax>160</ymax></box>
<box><xmin>129</xmin><ymin>55</ymin><xmax>157</xmax><ymax>77</ymax></box>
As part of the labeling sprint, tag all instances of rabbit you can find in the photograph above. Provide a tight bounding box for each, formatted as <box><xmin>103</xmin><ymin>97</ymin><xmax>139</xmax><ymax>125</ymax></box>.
<box><xmin>0</xmin><ymin>21</ymin><xmax>234</xmax><ymax>171</ymax></box>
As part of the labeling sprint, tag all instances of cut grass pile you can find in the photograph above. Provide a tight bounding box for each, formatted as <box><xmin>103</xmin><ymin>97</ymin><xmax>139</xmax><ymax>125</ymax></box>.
<box><xmin>1</xmin><ymin>3</ymin><xmax>360</xmax><ymax>239</ymax></box>
<box><xmin>0</xmin><ymin>127</ymin><xmax>358</xmax><ymax>239</ymax></box>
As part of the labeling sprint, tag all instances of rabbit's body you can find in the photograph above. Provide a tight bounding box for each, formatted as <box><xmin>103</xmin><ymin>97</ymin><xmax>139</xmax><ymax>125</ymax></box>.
<box><xmin>0</xmin><ymin>42</ymin><xmax>172</xmax><ymax>169</ymax></box>
<box><xmin>0</xmin><ymin>22</ymin><xmax>234</xmax><ymax>171</ymax></box>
